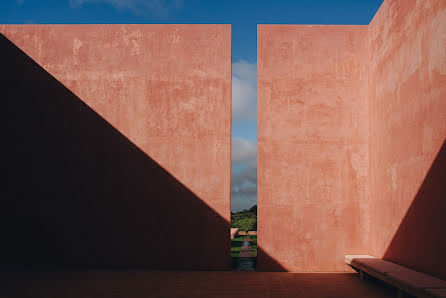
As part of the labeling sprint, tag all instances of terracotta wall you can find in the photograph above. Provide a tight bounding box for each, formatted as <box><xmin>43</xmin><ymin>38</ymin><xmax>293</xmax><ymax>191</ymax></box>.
<box><xmin>257</xmin><ymin>25</ymin><xmax>370</xmax><ymax>271</ymax></box>
<box><xmin>258</xmin><ymin>0</ymin><xmax>446</xmax><ymax>276</ymax></box>
<box><xmin>368</xmin><ymin>0</ymin><xmax>446</xmax><ymax>280</ymax></box>
<box><xmin>0</xmin><ymin>25</ymin><xmax>231</xmax><ymax>270</ymax></box>
<box><xmin>1</xmin><ymin>0</ymin><xmax>444</xmax><ymax>275</ymax></box>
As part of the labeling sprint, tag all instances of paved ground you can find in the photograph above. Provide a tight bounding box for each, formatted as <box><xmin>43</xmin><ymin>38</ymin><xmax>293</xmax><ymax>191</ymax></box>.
<box><xmin>0</xmin><ymin>269</ymin><xmax>396</xmax><ymax>297</ymax></box>
<box><xmin>239</xmin><ymin>235</ymin><xmax>253</xmax><ymax>257</ymax></box>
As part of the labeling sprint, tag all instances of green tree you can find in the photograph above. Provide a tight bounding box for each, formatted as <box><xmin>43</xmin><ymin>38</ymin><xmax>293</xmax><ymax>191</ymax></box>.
<box><xmin>231</xmin><ymin>205</ymin><xmax>257</xmax><ymax>231</ymax></box>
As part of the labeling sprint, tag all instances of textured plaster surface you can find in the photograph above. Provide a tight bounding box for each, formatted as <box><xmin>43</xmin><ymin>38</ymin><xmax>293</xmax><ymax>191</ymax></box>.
<box><xmin>258</xmin><ymin>25</ymin><xmax>370</xmax><ymax>271</ymax></box>
<box><xmin>0</xmin><ymin>25</ymin><xmax>231</xmax><ymax>269</ymax></box>
<box><xmin>0</xmin><ymin>25</ymin><xmax>231</xmax><ymax>216</ymax></box>
<box><xmin>2</xmin><ymin>0</ymin><xmax>445</xmax><ymax>276</ymax></box>
<box><xmin>368</xmin><ymin>0</ymin><xmax>446</xmax><ymax>279</ymax></box>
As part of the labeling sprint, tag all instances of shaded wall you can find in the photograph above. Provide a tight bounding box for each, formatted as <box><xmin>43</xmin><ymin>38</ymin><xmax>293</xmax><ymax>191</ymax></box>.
<box><xmin>0</xmin><ymin>25</ymin><xmax>231</xmax><ymax>270</ymax></box>
<box><xmin>368</xmin><ymin>0</ymin><xmax>446</xmax><ymax>279</ymax></box>
<box><xmin>257</xmin><ymin>25</ymin><xmax>370</xmax><ymax>271</ymax></box>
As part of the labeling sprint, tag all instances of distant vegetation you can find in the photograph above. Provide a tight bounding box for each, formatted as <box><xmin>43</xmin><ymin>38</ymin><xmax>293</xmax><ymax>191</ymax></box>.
<box><xmin>231</xmin><ymin>205</ymin><xmax>257</xmax><ymax>231</ymax></box>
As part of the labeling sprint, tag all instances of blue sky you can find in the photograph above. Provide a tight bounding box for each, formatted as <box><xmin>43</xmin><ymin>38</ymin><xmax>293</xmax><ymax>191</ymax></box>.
<box><xmin>1</xmin><ymin>0</ymin><xmax>384</xmax><ymax>212</ymax></box>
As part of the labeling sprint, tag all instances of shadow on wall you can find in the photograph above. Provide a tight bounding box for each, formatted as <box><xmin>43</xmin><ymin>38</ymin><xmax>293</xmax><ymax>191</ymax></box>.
<box><xmin>258</xmin><ymin>247</ymin><xmax>287</xmax><ymax>272</ymax></box>
<box><xmin>383</xmin><ymin>140</ymin><xmax>446</xmax><ymax>280</ymax></box>
<box><xmin>0</xmin><ymin>33</ymin><xmax>284</xmax><ymax>271</ymax></box>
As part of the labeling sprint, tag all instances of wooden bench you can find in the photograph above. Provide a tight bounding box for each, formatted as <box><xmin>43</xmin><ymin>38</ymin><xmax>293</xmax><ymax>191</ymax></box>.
<box><xmin>345</xmin><ymin>255</ymin><xmax>446</xmax><ymax>297</ymax></box>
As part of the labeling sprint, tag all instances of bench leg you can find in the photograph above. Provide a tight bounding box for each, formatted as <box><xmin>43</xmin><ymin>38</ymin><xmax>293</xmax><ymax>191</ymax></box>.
<box><xmin>359</xmin><ymin>270</ymin><xmax>364</xmax><ymax>280</ymax></box>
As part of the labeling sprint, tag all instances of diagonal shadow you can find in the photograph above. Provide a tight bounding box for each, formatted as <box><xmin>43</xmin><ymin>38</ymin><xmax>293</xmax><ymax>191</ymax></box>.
<box><xmin>383</xmin><ymin>139</ymin><xmax>446</xmax><ymax>280</ymax></box>
<box><xmin>0</xmin><ymin>33</ymin><xmax>229</xmax><ymax>270</ymax></box>
<box><xmin>0</xmin><ymin>33</ymin><xmax>285</xmax><ymax>271</ymax></box>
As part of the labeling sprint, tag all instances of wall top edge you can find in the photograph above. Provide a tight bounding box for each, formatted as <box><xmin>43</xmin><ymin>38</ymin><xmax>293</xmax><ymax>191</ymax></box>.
<box><xmin>257</xmin><ymin>24</ymin><xmax>369</xmax><ymax>28</ymax></box>
<box><xmin>0</xmin><ymin>24</ymin><xmax>232</xmax><ymax>27</ymax></box>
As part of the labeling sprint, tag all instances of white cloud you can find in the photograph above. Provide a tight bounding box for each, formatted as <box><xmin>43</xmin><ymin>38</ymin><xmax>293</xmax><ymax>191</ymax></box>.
<box><xmin>231</xmin><ymin>165</ymin><xmax>257</xmax><ymax>212</ymax></box>
<box><xmin>69</xmin><ymin>0</ymin><xmax>183</xmax><ymax>16</ymax></box>
<box><xmin>233</xmin><ymin>60</ymin><xmax>256</xmax><ymax>85</ymax></box>
<box><xmin>232</xmin><ymin>165</ymin><xmax>256</xmax><ymax>191</ymax></box>
<box><xmin>231</xmin><ymin>137</ymin><xmax>257</xmax><ymax>212</ymax></box>
<box><xmin>232</xmin><ymin>138</ymin><xmax>256</xmax><ymax>166</ymax></box>
<box><xmin>232</xmin><ymin>60</ymin><xmax>256</xmax><ymax>122</ymax></box>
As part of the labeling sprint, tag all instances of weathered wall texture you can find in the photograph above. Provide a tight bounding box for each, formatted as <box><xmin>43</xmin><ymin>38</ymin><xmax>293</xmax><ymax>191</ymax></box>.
<box><xmin>0</xmin><ymin>25</ymin><xmax>231</xmax><ymax>269</ymax></box>
<box><xmin>258</xmin><ymin>25</ymin><xmax>370</xmax><ymax>271</ymax></box>
<box><xmin>258</xmin><ymin>0</ymin><xmax>446</xmax><ymax>276</ymax></box>
<box><xmin>368</xmin><ymin>0</ymin><xmax>446</xmax><ymax>280</ymax></box>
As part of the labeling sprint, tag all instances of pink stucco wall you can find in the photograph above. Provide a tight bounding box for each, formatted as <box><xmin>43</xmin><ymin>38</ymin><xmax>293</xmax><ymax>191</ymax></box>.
<box><xmin>0</xmin><ymin>25</ymin><xmax>231</xmax><ymax>269</ymax></box>
<box><xmin>0</xmin><ymin>24</ymin><xmax>231</xmax><ymax>213</ymax></box>
<box><xmin>258</xmin><ymin>25</ymin><xmax>370</xmax><ymax>271</ymax></box>
<box><xmin>258</xmin><ymin>0</ymin><xmax>446</xmax><ymax>276</ymax></box>
<box><xmin>368</xmin><ymin>0</ymin><xmax>446</xmax><ymax>280</ymax></box>
<box><xmin>1</xmin><ymin>0</ymin><xmax>445</xmax><ymax>276</ymax></box>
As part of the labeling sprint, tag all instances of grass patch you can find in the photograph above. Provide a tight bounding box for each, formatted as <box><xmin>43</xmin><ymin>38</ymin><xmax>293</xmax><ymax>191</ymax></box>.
<box><xmin>231</xmin><ymin>235</ymin><xmax>257</xmax><ymax>257</ymax></box>
<box><xmin>231</xmin><ymin>251</ymin><xmax>240</xmax><ymax>257</ymax></box>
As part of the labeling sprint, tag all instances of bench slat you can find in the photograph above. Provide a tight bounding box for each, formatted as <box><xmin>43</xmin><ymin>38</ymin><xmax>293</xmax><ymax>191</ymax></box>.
<box><xmin>386</xmin><ymin>270</ymin><xmax>446</xmax><ymax>290</ymax></box>
<box><xmin>353</xmin><ymin>258</ymin><xmax>409</xmax><ymax>274</ymax></box>
<box><xmin>344</xmin><ymin>254</ymin><xmax>375</xmax><ymax>265</ymax></box>
<box><xmin>345</xmin><ymin>255</ymin><xmax>446</xmax><ymax>298</ymax></box>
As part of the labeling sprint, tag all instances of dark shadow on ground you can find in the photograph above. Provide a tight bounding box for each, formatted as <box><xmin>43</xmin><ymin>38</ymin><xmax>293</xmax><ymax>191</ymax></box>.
<box><xmin>0</xmin><ymin>270</ymin><xmax>396</xmax><ymax>297</ymax></box>
<box><xmin>0</xmin><ymin>33</ymin><xmax>285</xmax><ymax>271</ymax></box>
<box><xmin>383</xmin><ymin>140</ymin><xmax>446</xmax><ymax>280</ymax></box>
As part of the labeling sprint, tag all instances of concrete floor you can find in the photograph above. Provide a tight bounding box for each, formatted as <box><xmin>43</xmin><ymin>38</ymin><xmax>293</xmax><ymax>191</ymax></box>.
<box><xmin>0</xmin><ymin>269</ymin><xmax>396</xmax><ymax>297</ymax></box>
